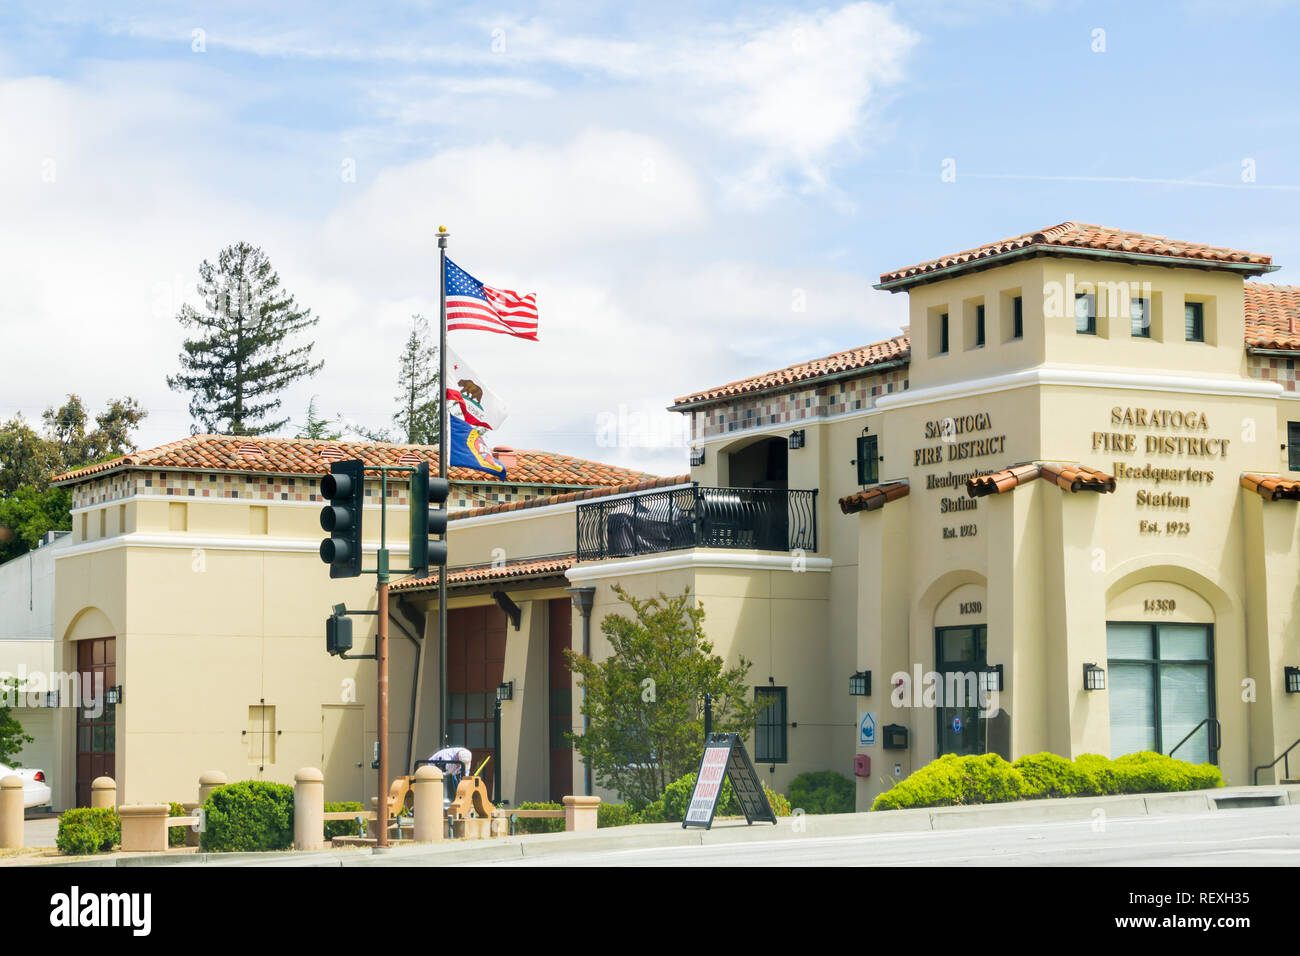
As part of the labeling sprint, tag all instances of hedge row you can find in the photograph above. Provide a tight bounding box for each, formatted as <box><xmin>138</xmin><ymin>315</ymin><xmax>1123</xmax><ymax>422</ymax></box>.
<box><xmin>871</xmin><ymin>751</ymin><xmax>1224</xmax><ymax>811</ymax></box>
<box><xmin>56</xmin><ymin>808</ymin><xmax>121</xmax><ymax>855</ymax></box>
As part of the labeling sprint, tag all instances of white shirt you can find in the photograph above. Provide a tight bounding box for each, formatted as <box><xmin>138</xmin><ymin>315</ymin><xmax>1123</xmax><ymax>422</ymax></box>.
<box><xmin>430</xmin><ymin>746</ymin><xmax>472</xmax><ymax>775</ymax></box>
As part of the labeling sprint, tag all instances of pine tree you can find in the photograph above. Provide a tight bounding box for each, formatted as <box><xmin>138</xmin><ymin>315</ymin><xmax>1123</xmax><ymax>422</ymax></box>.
<box><xmin>167</xmin><ymin>242</ymin><xmax>323</xmax><ymax>435</ymax></box>
<box><xmin>392</xmin><ymin>314</ymin><xmax>440</xmax><ymax>445</ymax></box>
<box><xmin>295</xmin><ymin>396</ymin><xmax>343</xmax><ymax>441</ymax></box>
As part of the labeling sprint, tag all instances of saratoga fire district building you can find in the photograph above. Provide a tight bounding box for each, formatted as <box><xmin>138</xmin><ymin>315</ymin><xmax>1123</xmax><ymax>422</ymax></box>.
<box><xmin>25</xmin><ymin>221</ymin><xmax>1300</xmax><ymax>812</ymax></box>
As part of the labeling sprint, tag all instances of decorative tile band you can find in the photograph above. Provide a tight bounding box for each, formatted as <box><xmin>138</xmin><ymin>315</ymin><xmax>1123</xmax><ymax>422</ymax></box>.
<box><xmin>691</xmin><ymin>368</ymin><xmax>910</xmax><ymax>439</ymax></box>
<box><xmin>70</xmin><ymin>470</ymin><xmax>553</xmax><ymax>513</ymax></box>
<box><xmin>1247</xmin><ymin>353</ymin><xmax>1298</xmax><ymax>392</ymax></box>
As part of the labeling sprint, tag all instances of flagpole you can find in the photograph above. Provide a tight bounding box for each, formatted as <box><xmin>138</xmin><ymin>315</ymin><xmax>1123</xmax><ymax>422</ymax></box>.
<box><xmin>437</xmin><ymin>225</ymin><xmax>450</xmax><ymax>752</ymax></box>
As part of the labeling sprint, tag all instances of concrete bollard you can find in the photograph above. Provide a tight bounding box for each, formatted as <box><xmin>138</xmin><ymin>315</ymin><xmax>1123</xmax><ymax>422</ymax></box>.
<box><xmin>293</xmin><ymin>768</ymin><xmax>326</xmax><ymax>851</ymax></box>
<box><xmin>0</xmin><ymin>776</ymin><xmax>24</xmax><ymax>849</ymax></box>
<box><xmin>118</xmin><ymin>804</ymin><xmax>170</xmax><ymax>853</ymax></box>
<box><xmin>90</xmin><ymin>776</ymin><xmax>116</xmax><ymax>809</ymax></box>
<box><xmin>562</xmin><ymin>795</ymin><xmax>601</xmax><ymax>832</ymax></box>
<box><xmin>197</xmin><ymin>770</ymin><xmax>227</xmax><ymax>806</ymax></box>
<box><xmin>413</xmin><ymin>765</ymin><xmax>444</xmax><ymax>843</ymax></box>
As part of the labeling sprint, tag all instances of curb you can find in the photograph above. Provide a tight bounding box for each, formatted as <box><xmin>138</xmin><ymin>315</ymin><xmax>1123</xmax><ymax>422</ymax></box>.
<box><xmin>44</xmin><ymin>783</ymin><xmax>1300</xmax><ymax>867</ymax></box>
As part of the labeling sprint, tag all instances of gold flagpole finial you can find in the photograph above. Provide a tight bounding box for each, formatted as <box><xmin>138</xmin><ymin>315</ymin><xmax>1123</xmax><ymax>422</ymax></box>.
<box><xmin>438</xmin><ymin>225</ymin><xmax>447</xmax><ymax>233</ymax></box>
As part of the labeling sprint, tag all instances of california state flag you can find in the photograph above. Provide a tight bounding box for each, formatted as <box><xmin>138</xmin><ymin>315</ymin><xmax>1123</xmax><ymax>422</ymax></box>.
<box><xmin>446</xmin><ymin>347</ymin><xmax>508</xmax><ymax>431</ymax></box>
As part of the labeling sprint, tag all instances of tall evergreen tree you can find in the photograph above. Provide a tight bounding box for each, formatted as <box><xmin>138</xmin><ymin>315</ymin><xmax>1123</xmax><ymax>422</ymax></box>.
<box><xmin>167</xmin><ymin>242</ymin><xmax>323</xmax><ymax>435</ymax></box>
<box><xmin>295</xmin><ymin>396</ymin><xmax>343</xmax><ymax>441</ymax></box>
<box><xmin>392</xmin><ymin>314</ymin><xmax>440</xmax><ymax>445</ymax></box>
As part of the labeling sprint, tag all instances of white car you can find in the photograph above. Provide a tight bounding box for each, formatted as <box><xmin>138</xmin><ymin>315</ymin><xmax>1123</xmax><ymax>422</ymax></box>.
<box><xmin>0</xmin><ymin>763</ymin><xmax>52</xmax><ymax>810</ymax></box>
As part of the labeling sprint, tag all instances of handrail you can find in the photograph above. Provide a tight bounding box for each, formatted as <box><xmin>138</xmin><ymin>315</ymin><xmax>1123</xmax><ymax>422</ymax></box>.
<box><xmin>1167</xmin><ymin>717</ymin><xmax>1221</xmax><ymax>763</ymax></box>
<box><xmin>1253</xmin><ymin>735</ymin><xmax>1300</xmax><ymax>786</ymax></box>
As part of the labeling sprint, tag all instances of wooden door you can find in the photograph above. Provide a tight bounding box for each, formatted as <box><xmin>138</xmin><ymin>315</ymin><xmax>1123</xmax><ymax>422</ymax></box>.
<box><xmin>75</xmin><ymin>637</ymin><xmax>116</xmax><ymax>807</ymax></box>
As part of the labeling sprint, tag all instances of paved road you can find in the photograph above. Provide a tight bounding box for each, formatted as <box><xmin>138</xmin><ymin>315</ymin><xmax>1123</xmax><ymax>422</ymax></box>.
<box><xmin>473</xmin><ymin>804</ymin><xmax>1300</xmax><ymax>866</ymax></box>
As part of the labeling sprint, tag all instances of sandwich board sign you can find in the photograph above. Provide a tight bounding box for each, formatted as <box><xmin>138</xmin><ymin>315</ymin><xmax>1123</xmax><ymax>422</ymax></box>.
<box><xmin>682</xmin><ymin>732</ymin><xmax>777</xmax><ymax>829</ymax></box>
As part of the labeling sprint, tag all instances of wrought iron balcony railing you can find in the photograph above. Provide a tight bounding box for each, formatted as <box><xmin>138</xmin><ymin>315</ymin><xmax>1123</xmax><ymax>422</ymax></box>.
<box><xmin>576</xmin><ymin>485</ymin><xmax>818</xmax><ymax>561</ymax></box>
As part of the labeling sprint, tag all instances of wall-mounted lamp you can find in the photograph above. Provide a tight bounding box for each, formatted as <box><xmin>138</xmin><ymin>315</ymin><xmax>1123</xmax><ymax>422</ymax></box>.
<box><xmin>690</xmin><ymin>447</ymin><xmax>706</xmax><ymax>466</ymax></box>
<box><xmin>105</xmin><ymin>685</ymin><xmax>123</xmax><ymax>705</ymax></box>
<box><xmin>43</xmin><ymin>691</ymin><xmax>59</xmax><ymax>708</ymax></box>
<box><xmin>980</xmin><ymin>664</ymin><xmax>1004</xmax><ymax>694</ymax></box>
<box><xmin>1285</xmin><ymin>666</ymin><xmax>1300</xmax><ymax>694</ymax></box>
<box><xmin>849</xmin><ymin>671</ymin><xmax>871</xmax><ymax>696</ymax></box>
<box><xmin>496</xmin><ymin>681</ymin><xmax>514</xmax><ymax>703</ymax></box>
<box><xmin>788</xmin><ymin>430</ymin><xmax>806</xmax><ymax>450</ymax></box>
<box><xmin>1083</xmin><ymin>663</ymin><xmax>1106</xmax><ymax>691</ymax></box>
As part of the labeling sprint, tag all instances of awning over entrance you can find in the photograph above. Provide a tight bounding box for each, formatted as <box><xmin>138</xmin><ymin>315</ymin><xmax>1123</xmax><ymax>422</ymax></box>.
<box><xmin>839</xmin><ymin>480</ymin><xmax>909</xmax><ymax>515</ymax></box>
<box><xmin>1241</xmin><ymin>472</ymin><xmax>1300</xmax><ymax>501</ymax></box>
<box><xmin>390</xmin><ymin>554</ymin><xmax>575</xmax><ymax>594</ymax></box>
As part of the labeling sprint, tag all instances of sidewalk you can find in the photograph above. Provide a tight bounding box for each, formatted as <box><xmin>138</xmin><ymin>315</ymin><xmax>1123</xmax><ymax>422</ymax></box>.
<box><xmin>25</xmin><ymin>782</ymin><xmax>1297</xmax><ymax>868</ymax></box>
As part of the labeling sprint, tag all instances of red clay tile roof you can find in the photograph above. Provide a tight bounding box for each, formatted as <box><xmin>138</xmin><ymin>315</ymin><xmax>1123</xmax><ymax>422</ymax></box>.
<box><xmin>673</xmin><ymin>336</ymin><xmax>909</xmax><ymax>408</ymax></box>
<box><xmin>1240</xmin><ymin>473</ymin><xmax>1300</xmax><ymax>501</ymax></box>
<box><xmin>451</xmin><ymin>474</ymin><xmax>692</xmax><ymax>521</ymax></box>
<box><xmin>51</xmin><ymin>434</ymin><xmax>658</xmax><ymax>488</ymax></box>
<box><xmin>967</xmin><ymin>462</ymin><xmax>1116</xmax><ymax>497</ymax></box>
<box><xmin>877</xmin><ymin>221</ymin><xmax>1275</xmax><ymax>290</ymax></box>
<box><xmin>1244</xmin><ymin>283</ymin><xmax>1300</xmax><ymax>351</ymax></box>
<box><xmin>838</xmin><ymin>481</ymin><xmax>909</xmax><ymax>515</ymax></box>
<box><xmin>389</xmin><ymin>555</ymin><xmax>574</xmax><ymax>592</ymax></box>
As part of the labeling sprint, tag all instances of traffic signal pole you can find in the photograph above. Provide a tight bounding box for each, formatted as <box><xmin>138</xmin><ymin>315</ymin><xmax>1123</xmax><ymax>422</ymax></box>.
<box><xmin>376</xmin><ymin>471</ymin><xmax>390</xmax><ymax>849</ymax></box>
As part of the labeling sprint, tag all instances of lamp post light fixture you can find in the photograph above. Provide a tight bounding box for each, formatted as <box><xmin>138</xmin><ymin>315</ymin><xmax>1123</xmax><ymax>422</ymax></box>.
<box><xmin>1285</xmin><ymin>666</ymin><xmax>1300</xmax><ymax>694</ymax></box>
<box><xmin>1083</xmin><ymin>663</ymin><xmax>1106</xmax><ymax>691</ymax></box>
<box><xmin>496</xmin><ymin>681</ymin><xmax>514</xmax><ymax>703</ymax></box>
<box><xmin>849</xmin><ymin>670</ymin><xmax>871</xmax><ymax>696</ymax></box>
<box><xmin>690</xmin><ymin>447</ymin><xmax>706</xmax><ymax>467</ymax></box>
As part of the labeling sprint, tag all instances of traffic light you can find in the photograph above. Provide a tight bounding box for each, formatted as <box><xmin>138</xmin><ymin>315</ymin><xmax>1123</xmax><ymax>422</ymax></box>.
<box><xmin>325</xmin><ymin>610</ymin><xmax>353</xmax><ymax>656</ymax></box>
<box><xmin>319</xmin><ymin>459</ymin><xmax>365</xmax><ymax>578</ymax></box>
<box><xmin>409</xmin><ymin>461</ymin><xmax>450</xmax><ymax>573</ymax></box>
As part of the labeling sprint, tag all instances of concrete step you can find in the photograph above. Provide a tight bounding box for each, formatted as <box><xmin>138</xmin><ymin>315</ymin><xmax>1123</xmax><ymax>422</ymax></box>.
<box><xmin>1212</xmin><ymin>791</ymin><xmax>1286</xmax><ymax>810</ymax></box>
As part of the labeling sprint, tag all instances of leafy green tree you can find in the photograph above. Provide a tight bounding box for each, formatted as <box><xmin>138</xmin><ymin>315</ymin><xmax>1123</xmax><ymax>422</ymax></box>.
<box><xmin>0</xmin><ymin>394</ymin><xmax>145</xmax><ymax>563</ymax></box>
<box><xmin>167</xmin><ymin>242</ymin><xmax>322</xmax><ymax>435</ymax></box>
<box><xmin>0</xmin><ymin>678</ymin><xmax>35</xmax><ymax>766</ymax></box>
<box><xmin>565</xmin><ymin>586</ymin><xmax>766</xmax><ymax>808</ymax></box>
<box><xmin>295</xmin><ymin>396</ymin><xmax>343</xmax><ymax>441</ymax></box>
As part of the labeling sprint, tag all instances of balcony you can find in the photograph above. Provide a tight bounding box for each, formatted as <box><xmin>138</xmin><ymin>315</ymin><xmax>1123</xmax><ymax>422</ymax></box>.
<box><xmin>576</xmin><ymin>485</ymin><xmax>818</xmax><ymax>561</ymax></box>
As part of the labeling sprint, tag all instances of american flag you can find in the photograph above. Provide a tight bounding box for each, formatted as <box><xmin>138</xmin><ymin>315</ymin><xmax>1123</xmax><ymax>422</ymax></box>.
<box><xmin>445</xmin><ymin>258</ymin><xmax>539</xmax><ymax>340</ymax></box>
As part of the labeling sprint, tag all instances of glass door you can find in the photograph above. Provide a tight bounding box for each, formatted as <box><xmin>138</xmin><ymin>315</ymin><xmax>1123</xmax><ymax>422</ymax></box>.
<box><xmin>936</xmin><ymin>625</ymin><xmax>987</xmax><ymax>756</ymax></box>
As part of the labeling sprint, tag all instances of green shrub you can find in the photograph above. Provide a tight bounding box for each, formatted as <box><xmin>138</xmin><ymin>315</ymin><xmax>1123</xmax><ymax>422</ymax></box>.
<box><xmin>597</xmin><ymin>802</ymin><xmax>639</xmax><ymax>828</ymax></box>
<box><xmin>872</xmin><ymin>754</ymin><xmax>1026</xmax><ymax>811</ymax></box>
<box><xmin>200</xmin><ymin>780</ymin><xmax>295</xmax><ymax>852</ymax></box>
<box><xmin>1111</xmin><ymin>751</ymin><xmax>1223</xmax><ymax>793</ymax></box>
<box><xmin>512</xmin><ymin>801</ymin><xmax>565</xmax><ymax>834</ymax></box>
<box><xmin>1075</xmin><ymin>753</ymin><xmax>1123</xmax><ymax>795</ymax></box>
<box><xmin>788</xmin><ymin>770</ymin><xmax>856</xmax><ymax>814</ymax></box>
<box><xmin>1014</xmin><ymin>752</ymin><xmax>1101</xmax><ymax>799</ymax></box>
<box><xmin>764</xmin><ymin>786</ymin><xmax>793</xmax><ymax>817</ymax></box>
<box><xmin>637</xmin><ymin>799</ymin><xmax>669</xmax><ymax>823</ymax></box>
<box><xmin>57</xmin><ymin>808</ymin><xmax>121</xmax><ymax>855</ymax></box>
<box><xmin>324</xmin><ymin>801</ymin><xmax>366</xmax><ymax>840</ymax></box>
<box><xmin>661</xmin><ymin>772</ymin><xmax>738</xmax><ymax>822</ymax></box>
<box><xmin>874</xmin><ymin>751</ymin><xmax>1223</xmax><ymax>811</ymax></box>
<box><xmin>168</xmin><ymin>802</ymin><xmax>189</xmax><ymax>847</ymax></box>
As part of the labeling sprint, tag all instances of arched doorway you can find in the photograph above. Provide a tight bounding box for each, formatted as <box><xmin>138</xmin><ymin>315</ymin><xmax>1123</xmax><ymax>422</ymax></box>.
<box><xmin>724</xmin><ymin>436</ymin><xmax>788</xmax><ymax>490</ymax></box>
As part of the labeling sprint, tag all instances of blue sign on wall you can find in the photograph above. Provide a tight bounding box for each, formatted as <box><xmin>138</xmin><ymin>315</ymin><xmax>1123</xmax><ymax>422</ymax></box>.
<box><xmin>859</xmin><ymin>711</ymin><xmax>877</xmax><ymax>746</ymax></box>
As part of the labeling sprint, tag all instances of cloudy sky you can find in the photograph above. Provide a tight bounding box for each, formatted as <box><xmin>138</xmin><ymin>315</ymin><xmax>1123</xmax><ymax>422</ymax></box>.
<box><xmin>3</xmin><ymin>1</ymin><xmax>1299</xmax><ymax>475</ymax></box>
